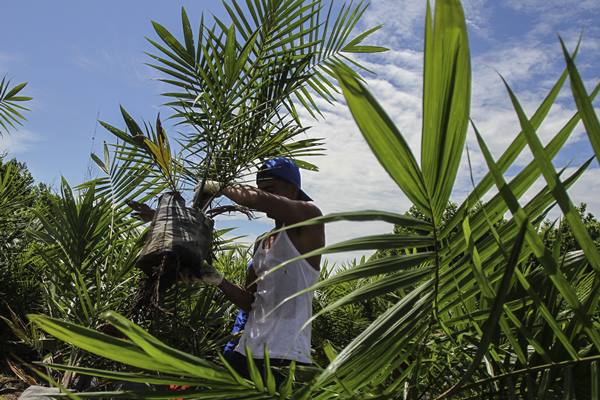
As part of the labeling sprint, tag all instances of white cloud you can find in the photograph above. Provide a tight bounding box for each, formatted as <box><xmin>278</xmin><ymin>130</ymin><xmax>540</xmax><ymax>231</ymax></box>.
<box><xmin>0</xmin><ymin>129</ymin><xmax>41</xmax><ymax>154</ymax></box>
<box><xmin>360</xmin><ymin>0</ymin><xmax>491</xmax><ymax>49</ymax></box>
<box><xmin>462</xmin><ymin>0</ymin><xmax>491</xmax><ymax>35</ymax></box>
<box><xmin>376</xmin><ymin>49</ymin><xmax>423</xmax><ymax>69</ymax></box>
<box><xmin>361</xmin><ymin>0</ymin><xmax>426</xmax><ymax>47</ymax></box>
<box><xmin>72</xmin><ymin>48</ymin><xmax>153</xmax><ymax>88</ymax></box>
<box><xmin>566</xmin><ymin>165</ymin><xmax>600</xmax><ymax>213</ymax></box>
<box><xmin>505</xmin><ymin>0</ymin><xmax>599</xmax><ymax>13</ymax></box>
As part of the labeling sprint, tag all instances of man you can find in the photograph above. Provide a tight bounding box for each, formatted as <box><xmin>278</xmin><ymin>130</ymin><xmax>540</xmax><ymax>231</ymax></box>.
<box><xmin>199</xmin><ymin>157</ymin><xmax>324</xmax><ymax>380</ymax></box>
<box><xmin>130</xmin><ymin>157</ymin><xmax>325</xmax><ymax>379</ymax></box>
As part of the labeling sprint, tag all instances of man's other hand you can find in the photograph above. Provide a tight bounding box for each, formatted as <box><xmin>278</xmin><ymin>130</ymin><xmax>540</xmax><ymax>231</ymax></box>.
<box><xmin>198</xmin><ymin>261</ymin><xmax>224</xmax><ymax>286</ymax></box>
<box><xmin>195</xmin><ymin>180</ymin><xmax>223</xmax><ymax>196</ymax></box>
<box><xmin>126</xmin><ymin>200</ymin><xmax>155</xmax><ymax>223</ymax></box>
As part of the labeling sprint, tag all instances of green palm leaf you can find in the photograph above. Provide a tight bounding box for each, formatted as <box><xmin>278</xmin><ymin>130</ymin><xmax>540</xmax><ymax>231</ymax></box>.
<box><xmin>441</xmin><ymin>57</ymin><xmax>597</xmax><ymax>240</ymax></box>
<box><xmin>560</xmin><ymin>37</ymin><xmax>600</xmax><ymax>165</ymax></box>
<box><xmin>474</xmin><ymin>122</ymin><xmax>600</xmax><ymax>351</ymax></box>
<box><xmin>502</xmin><ymin>77</ymin><xmax>600</xmax><ymax>275</ymax></box>
<box><xmin>421</xmin><ymin>0</ymin><xmax>471</xmax><ymax>224</ymax></box>
<box><xmin>30</xmin><ymin>312</ymin><xmax>303</xmax><ymax>398</ymax></box>
<box><xmin>0</xmin><ymin>76</ymin><xmax>32</xmax><ymax>136</ymax></box>
<box><xmin>438</xmin><ymin>219</ymin><xmax>528</xmax><ymax>398</ymax></box>
<box><xmin>333</xmin><ymin>65</ymin><xmax>429</xmax><ymax>212</ymax></box>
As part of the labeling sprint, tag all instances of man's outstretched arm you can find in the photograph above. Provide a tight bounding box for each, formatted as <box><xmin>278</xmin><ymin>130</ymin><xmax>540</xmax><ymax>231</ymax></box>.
<box><xmin>200</xmin><ymin>263</ymin><xmax>257</xmax><ymax>313</ymax></box>
<box><xmin>222</xmin><ymin>185</ymin><xmax>322</xmax><ymax>225</ymax></box>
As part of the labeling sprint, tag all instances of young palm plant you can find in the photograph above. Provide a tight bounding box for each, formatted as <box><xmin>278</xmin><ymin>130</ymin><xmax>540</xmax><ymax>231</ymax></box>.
<box><xmin>96</xmin><ymin>0</ymin><xmax>386</xmax><ymax>296</ymax></box>
<box><xmin>28</xmin><ymin>0</ymin><xmax>600</xmax><ymax>398</ymax></box>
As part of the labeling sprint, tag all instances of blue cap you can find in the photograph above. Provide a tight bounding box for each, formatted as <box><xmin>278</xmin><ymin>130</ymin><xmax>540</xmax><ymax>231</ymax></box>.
<box><xmin>256</xmin><ymin>157</ymin><xmax>312</xmax><ymax>201</ymax></box>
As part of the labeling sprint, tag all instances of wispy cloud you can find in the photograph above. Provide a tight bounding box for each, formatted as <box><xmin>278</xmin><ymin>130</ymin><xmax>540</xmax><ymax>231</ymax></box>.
<box><xmin>462</xmin><ymin>0</ymin><xmax>491</xmax><ymax>36</ymax></box>
<box><xmin>0</xmin><ymin>52</ymin><xmax>22</xmax><ymax>77</ymax></box>
<box><xmin>0</xmin><ymin>129</ymin><xmax>42</xmax><ymax>155</ymax></box>
<box><xmin>361</xmin><ymin>0</ymin><xmax>427</xmax><ymax>48</ymax></box>
<box><xmin>505</xmin><ymin>0</ymin><xmax>599</xmax><ymax>13</ymax></box>
<box><xmin>504</xmin><ymin>0</ymin><xmax>600</xmax><ymax>42</ymax></box>
<box><xmin>361</xmin><ymin>0</ymin><xmax>491</xmax><ymax>49</ymax></box>
<box><xmin>72</xmin><ymin>47</ymin><xmax>153</xmax><ymax>87</ymax></box>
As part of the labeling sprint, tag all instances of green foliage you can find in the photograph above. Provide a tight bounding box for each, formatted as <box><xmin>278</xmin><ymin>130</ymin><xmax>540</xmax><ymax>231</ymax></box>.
<box><xmin>12</xmin><ymin>0</ymin><xmax>600</xmax><ymax>399</ymax></box>
<box><xmin>28</xmin><ymin>311</ymin><xmax>306</xmax><ymax>398</ymax></box>
<box><xmin>312</xmin><ymin>258</ymin><xmax>394</xmax><ymax>365</ymax></box>
<box><xmin>141</xmin><ymin>248</ymin><xmax>252</xmax><ymax>361</ymax></box>
<box><xmin>371</xmin><ymin>202</ymin><xmax>458</xmax><ymax>260</ymax></box>
<box><xmin>0</xmin><ymin>157</ymin><xmax>37</xmax><ymax>258</ymax></box>
<box><xmin>0</xmin><ymin>154</ymin><xmax>257</xmax><ymax>384</ymax></box>
<box><xmin>30</xmin><ymin>180</ymin><xmax>142</xmax><ymax>326</ymax></box>
<box><xmin>0</xmin><ymin>76</ymin><xmax>32</xmax><ymax>136</ymax></box>
<box><xmin>541</xmin><ymin>203</ymin><xmax>600</xmax><ymax>255</ymax></box>
<box><xmin>0</xmin><ymin>157</ymin><xmax>53</xmax><ymax>366</ymax></box>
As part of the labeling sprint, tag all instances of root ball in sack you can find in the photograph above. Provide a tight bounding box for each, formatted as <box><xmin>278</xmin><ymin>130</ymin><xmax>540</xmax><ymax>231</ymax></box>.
<box><xmin>136</xmin><ymin>192</ymin><xmax>214</xmax><ymax>288</ymax></box>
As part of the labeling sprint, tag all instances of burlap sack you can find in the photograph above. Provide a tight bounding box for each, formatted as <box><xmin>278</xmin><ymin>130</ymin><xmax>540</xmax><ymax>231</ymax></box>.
<box><xmin>136</xmin><ymin>192</ymin><xmax>213</xmax><ymax>280</ymax></box>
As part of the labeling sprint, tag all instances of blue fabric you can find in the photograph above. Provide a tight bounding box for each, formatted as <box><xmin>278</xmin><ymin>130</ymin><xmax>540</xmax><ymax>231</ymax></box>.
<box><xmin>256</xmin><ymin>157</ymin><xmax>312</xmax><ymax>201</ymax></box>
<box><xmin>223</xmin><ymin>261</ymin><xmax>252</xmax><ymax>355</ymax></box>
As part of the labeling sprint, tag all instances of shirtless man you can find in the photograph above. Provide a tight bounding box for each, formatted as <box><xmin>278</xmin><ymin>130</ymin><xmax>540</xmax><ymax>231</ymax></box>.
<box><xmin>199</xmin><ymin>157</ymin><xmax>325</xmax><ymax>380</ymax></box>
<box><xmin>129</xmin><ymin>157</ymin><xmax>324</xmax><ymax>378</ymax></box>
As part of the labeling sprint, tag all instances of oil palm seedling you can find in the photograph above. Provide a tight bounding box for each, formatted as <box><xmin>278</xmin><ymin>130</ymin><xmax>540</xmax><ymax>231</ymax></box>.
<box><xmin>27</xmin><ymin>0</ymin><xmax>600</xmax><ymax>398</ymax></box>
<box><xmin>94</xmin><ymin>0</ymin><xmax>386</xmax><ymax>305</ymax></box>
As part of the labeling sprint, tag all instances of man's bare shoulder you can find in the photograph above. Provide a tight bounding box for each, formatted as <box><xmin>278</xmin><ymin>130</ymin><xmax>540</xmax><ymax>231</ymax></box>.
<box><xmin>295</xmin><ymin>203</ymin><xmax>325</xmax><ymax>241</ymax></box>
<box><xmin>296</xmin><ymin>200</ymin><xmax>322</xmax><ymax>221</ymax></box>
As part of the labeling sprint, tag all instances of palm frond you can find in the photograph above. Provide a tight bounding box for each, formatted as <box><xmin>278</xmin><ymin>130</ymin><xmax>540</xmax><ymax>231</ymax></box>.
<box><xmin>0</xmin><ymin>76</ymin><xmax>32</xmax><ymax>136</ymax></box>
<box><xmin>420</xmin><ymin>0</ymin><xmax>471</xmax><ymax>224</ymax></box>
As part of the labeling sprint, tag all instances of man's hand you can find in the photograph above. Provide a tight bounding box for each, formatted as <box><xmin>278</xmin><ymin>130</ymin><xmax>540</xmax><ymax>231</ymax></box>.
<box><xmin>195</xmin><ymin>180</ymin><xmax>223</xmax><ymax>197</ymax></box>
<box><xmin>198</xmin><ymin>261</ymin><xmax>224</xmax><ymax>286</ymax></box>
<box><xmin>126</xmin><ymin>200</ymin><xmax>155</xmax><ymax>223</ymax></box>
<box><xmin>178</xmin><ymin>262</ymin><xmax>223</xmax><ymax>286</ymax></box>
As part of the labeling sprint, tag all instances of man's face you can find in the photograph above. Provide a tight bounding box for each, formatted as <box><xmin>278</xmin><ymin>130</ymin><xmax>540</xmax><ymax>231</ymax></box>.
<box><xmin>258</xmin><ymin>177</ymin><xmax>298</xmax><ymax>200</ymax></box>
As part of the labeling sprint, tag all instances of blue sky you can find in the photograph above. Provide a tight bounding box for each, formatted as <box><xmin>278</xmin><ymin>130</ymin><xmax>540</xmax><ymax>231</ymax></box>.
<box><xmin>2</xmin><ymin>0</ymin><xmax>599</xmax><ymax>265</ymax></box>
<box><xmin>0</xmin><ymin>1</ymin><xmax>225</xmax><ymax>185</ymax></box>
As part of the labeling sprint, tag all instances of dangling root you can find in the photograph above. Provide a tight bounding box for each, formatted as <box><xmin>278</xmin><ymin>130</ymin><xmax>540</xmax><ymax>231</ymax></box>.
<box><xmin>127</xmin><ymin>253</ymin><xmax>180</xmax><ymax>325</ymax></box>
